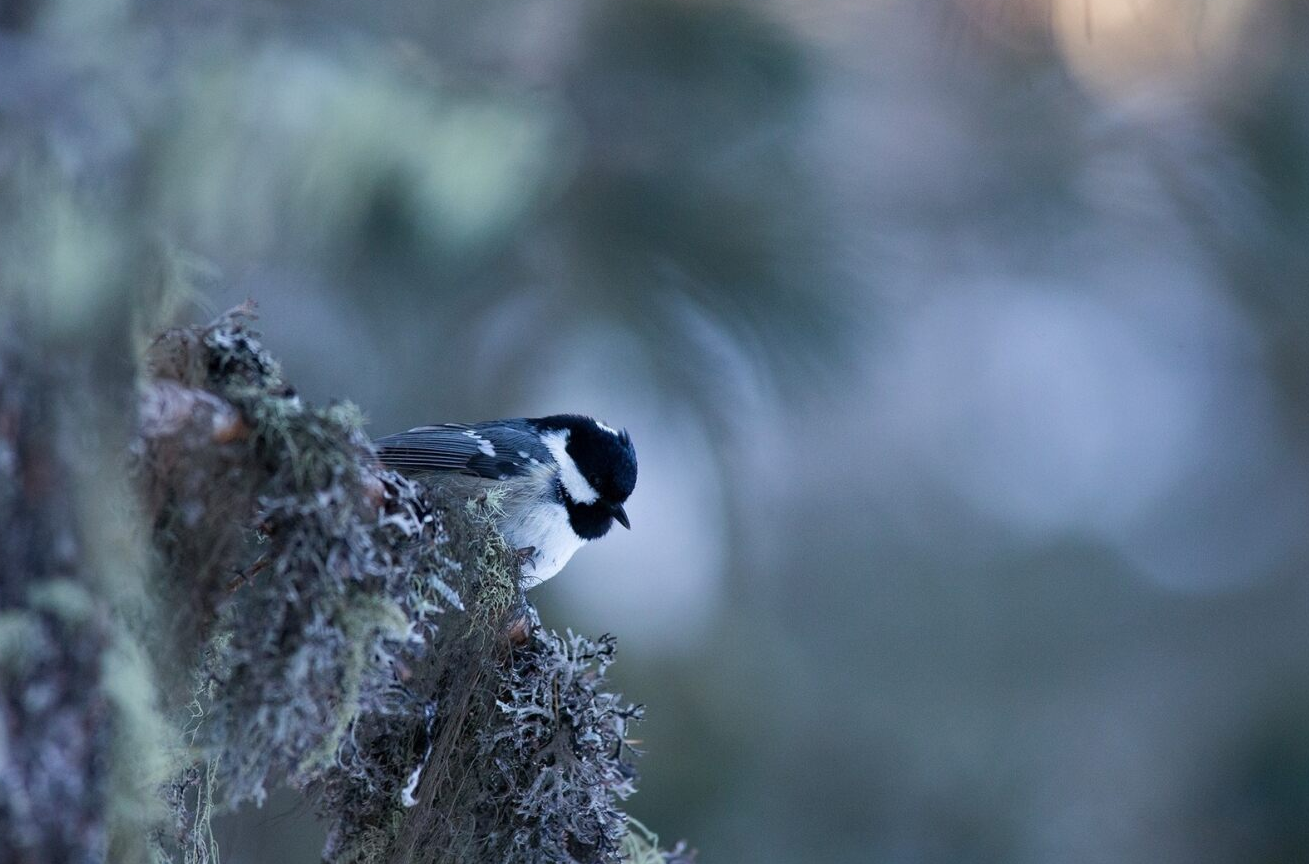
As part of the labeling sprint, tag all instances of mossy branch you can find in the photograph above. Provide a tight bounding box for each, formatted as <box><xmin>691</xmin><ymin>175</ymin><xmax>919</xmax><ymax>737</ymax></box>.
<box><xmin>1</xmin><ymin>302</ymin><xmax>691</xmax><ymax>863</ymax></box>
<box><xmin>128</xmin><ymin>306</ymin><xmax>691</xmax><ymax>863</ymax></box>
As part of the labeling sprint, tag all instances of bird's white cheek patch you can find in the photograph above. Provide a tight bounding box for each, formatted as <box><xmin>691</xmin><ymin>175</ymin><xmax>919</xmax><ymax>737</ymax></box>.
<box><xmin>541</xmin><ymin>429</ymin><xmax>599</xmax><ymax>504</ymax></box>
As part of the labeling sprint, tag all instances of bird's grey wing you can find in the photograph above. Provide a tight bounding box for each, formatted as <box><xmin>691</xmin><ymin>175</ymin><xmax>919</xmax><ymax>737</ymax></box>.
<box><xmin>373</xmin><ymin>420</ymin><xmax>551</xmax><ymax>481</ymax></box>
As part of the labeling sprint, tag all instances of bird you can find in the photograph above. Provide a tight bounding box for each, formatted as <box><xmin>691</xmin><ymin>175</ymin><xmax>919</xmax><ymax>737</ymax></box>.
<box><xmin>373</xmin><ymin>414</ymin><xmax>636</xmax><ymax>587</ymax></box>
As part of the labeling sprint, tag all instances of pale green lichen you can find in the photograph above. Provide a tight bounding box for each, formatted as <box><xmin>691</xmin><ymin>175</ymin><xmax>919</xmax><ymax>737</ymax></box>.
<box><xmin>294</xmin><ymin>593</ymin><xmax>412</xmax><ymax>779</ymax></box>
<box><xmin>462</xmin><ymin>487</ymin><xmax>522</xmax><ymax>634</ymax></box>
<box><xmin>103</xmin><ymin>633</ymin><xmax>181</xmax><ymax>864</ymax></box>
<box><xmin>621</xmin><ymin>818</ymin><xmax>696</xmax><ymax>864</ymax></box>
<box><xmin>620</xmin><ymin>818</ymin><xmax>665</xmax><ymax>864</ymax></box>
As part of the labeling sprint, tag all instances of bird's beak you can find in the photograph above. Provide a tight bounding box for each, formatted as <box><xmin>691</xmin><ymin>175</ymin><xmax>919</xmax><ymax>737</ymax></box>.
<box><xmin>611</xmin><ymin>503</ymin><xmax>631</xmax><ymax>530</ymax></box>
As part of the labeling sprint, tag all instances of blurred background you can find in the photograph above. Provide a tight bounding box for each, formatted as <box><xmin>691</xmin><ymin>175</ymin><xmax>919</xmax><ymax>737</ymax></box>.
<box><xmin>4</xmin><ymin>0</ymin><xmax>1309</xmax><ymax>861</ymax></box>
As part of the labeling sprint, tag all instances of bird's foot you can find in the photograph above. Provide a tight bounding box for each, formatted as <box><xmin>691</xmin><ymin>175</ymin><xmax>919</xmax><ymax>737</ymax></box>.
<box><xmin>505</xmin><ymin>610</ymin><xmax>533</xmax><ymax>646</ymax></box>
<box><xmin>503</xmin><ymin>601</ymin><xmax>540</xmax><ymax>648</ymax></box>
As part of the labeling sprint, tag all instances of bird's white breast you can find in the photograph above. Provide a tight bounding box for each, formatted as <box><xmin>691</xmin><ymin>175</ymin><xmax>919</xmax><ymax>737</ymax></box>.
<box><xmin>500</xmin><ymin>498</ymin><xmax>586</xmax><ymax>588</ymax></box>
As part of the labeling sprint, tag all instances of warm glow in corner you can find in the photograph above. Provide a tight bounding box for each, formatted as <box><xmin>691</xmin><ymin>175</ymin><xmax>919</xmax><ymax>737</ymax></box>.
<box><xmin>1053</xmin><ymin>0</ymin><xmax>1256</xmax><ymax>101</ymax></box>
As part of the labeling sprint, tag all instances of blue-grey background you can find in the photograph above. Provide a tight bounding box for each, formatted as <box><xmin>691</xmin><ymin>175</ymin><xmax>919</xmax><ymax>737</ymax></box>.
<box><xmin>4</xmin><ymin>0</ymin><xmax>1309</xmax><ymax>861</ymax></box>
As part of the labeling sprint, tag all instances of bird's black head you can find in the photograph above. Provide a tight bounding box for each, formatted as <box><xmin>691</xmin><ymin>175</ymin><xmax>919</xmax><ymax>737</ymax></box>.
<box><xmin>532</xmin><ymin>414</ymin><xmax>637</xmax><ymax>540</ymax></box>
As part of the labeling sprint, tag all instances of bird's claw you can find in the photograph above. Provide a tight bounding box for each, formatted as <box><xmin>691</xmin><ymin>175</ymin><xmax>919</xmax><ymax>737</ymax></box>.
<box><xmin>505</xmin><ymin>610</ymin><xmax>533</xmax><ymax>646</ymax></box>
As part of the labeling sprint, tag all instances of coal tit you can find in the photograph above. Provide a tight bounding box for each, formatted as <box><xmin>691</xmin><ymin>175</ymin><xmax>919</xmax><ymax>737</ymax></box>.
<box><xmin>374</xmin><ymin>415</ymin><xmax>636</xmax><ymax>587</ymax></box>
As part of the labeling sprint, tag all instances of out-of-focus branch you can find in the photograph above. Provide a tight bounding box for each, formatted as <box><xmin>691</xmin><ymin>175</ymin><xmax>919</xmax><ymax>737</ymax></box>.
<box><xmin>0</xmin><ymin>320</ymin><xmax>112</xmax><ymax>864</ymax></box>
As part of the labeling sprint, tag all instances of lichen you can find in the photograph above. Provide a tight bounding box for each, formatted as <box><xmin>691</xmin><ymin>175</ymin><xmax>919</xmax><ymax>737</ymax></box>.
<box><xmin>462</xmin><ymin>488</ymin><xmax>522</xmax><ymax>633</ymax></box>
<box><xmin>621</xmin><ymin>819</ymin><xmax>668</xmax><ymax>864</ymax></box>
<box><xmin>102</xmin><ymin>633</ymin><xmax>178</xmax><ymax>864</ymax></box>
<box><xmin>621</xmin><ymin>819</ymin><xmax>697</xmax><ymax>864</ymax></box>
<box><xmin>475</xmin><ymin>625</ymin><xmax>645</xmax><ymax>863</ymax></box>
